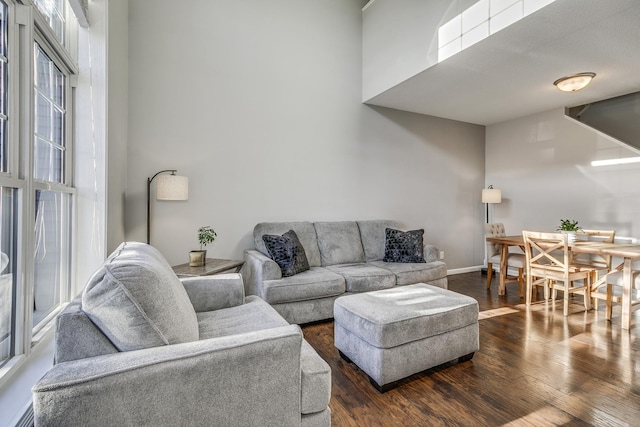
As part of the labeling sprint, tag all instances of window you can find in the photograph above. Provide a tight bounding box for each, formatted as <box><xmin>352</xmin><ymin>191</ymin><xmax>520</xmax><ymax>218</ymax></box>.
<box><xmin>34</xmin><ymin>44</ymin><xmax>65</xmax><ymax>184</ymax></box>
<box><xmin>31</xmin><ymin>38</ymin><xmax>73</xmax><ymax>334</ymax></box>
<box><xmin>0</xmin><ymin>187</ymin><xmax>16</xmax><ymax>368</ymax></box>
<box><xmin>0</xmin><ymin>0</ymin><xmax>12</xmax><ymax>369</ymax></box>
<box><xmin>33</xmin><ymin>190</ymin><xmax>70</xmax><ymax>328</ymax></box>
<box><xmin>0</xmin><ymin>0</ymin><xmax>77</xmax><ymax>371</ymax></box>
<box><xmin>33</xmin><ymin>0</ymin><xmax>66</xmax><ymax>46</ymax></box>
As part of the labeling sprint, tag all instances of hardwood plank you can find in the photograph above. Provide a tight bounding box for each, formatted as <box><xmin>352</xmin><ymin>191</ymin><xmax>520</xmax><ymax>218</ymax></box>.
<box><xmin>301</xmin><ymin>272</ymin><xmax>640</xmax><ymax>426</ymax></box>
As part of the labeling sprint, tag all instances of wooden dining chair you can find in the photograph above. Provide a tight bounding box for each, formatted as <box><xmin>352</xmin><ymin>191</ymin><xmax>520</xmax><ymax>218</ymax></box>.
<box><xmin>571</xmin><ymin>229</ymin><xmax>615</xmax><ymax>277</ymax></box>
<box><xmin>485</xmin><ymin>223</ymin><xmax>525</xmax><ymax>297</ymax></box>
<box><xmin>591</xmin><ymin>261</ymin><xmax>640</xmax><ymax>320</ymax></box>
<box><xmin>566</xmin><ymin>229</ymin><xmax>616</xmax><ymax>308</ymax></box>
<box><xmin>522</xmin><ymin>231</ymin><xmax>597</xmax><ymax>316</ymax></box>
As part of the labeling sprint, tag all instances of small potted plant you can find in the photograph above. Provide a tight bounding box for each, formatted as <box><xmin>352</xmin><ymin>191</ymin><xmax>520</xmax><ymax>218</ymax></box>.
<box><xmin>556</xmin><ymin>219</ymin><xmax>581</xmax><ymax>245</ymax></box>
<box><xmin>189</xmin><ymin>226</ymin><xmax>217</xmax><ymax>266</ymax></box>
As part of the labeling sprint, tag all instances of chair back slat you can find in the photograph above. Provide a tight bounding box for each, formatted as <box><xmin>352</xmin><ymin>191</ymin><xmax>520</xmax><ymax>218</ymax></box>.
<box><xmin>572</xmin><ymin>229</ymin><xmax>615</xmax><ymax>271</ymax></box>
<box><xmin>523</xmin><ymin>231</ymin><xmax>570</xmax><ymax>275</ymax></box>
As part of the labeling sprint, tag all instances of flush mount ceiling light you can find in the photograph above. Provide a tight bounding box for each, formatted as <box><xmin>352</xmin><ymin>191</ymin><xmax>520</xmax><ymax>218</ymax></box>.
<box><xmin>553</xmin><ymin>72</ymin><xmax>596</xmax><ymax>92</ymax></box>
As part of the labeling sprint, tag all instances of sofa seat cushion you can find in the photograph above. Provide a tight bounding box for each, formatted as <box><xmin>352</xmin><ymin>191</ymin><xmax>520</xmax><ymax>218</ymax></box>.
<box><xmin>262</xmin><ymin>267</ymin><xmax>345</xmax><ymax>304</ymax></box>
<box><xmin>314</xmin><ymin>221</ymin><xmax>365</xmax><ymax>266</ymax></box>
<box><xmin>370</xmin><ymin>260</ymin><xmax>447</xmax><ymax>286</ymax></box>
<box><xmin>197</xmin><ymin>296</ymin><xmax>289</xmax><ymax>340</ymax></box>
<box><xmin>82</xmin><ymin>242</ymin><xmax>199</xmax><ymax>352</ymax></box>
<box><xmin>326</xmin><ymin>263</ymin><xmax>396</xmax><ymax>292</ymax></box>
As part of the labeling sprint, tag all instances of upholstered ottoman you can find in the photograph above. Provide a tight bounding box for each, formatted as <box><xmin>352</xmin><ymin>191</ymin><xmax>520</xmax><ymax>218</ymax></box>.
<box><xmin>334</xmin><ymin>283</ymin><xmax>479</xmax><ymax>392</ymax></box>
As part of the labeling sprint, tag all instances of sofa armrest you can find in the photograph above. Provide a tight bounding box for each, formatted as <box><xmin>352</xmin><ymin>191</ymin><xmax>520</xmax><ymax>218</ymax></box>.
<box><xmin>33</xmin><ymin>325</ymin><xmax>304</xmax><ymax>427</ymax></box>
<box><xmin>179</xmin><ymin>273</ymin><xmax>245</xmax><ymax>312</ymax></box>
<box><xmin>424</xmin><ymin>245</ymin><xmax>439</xmax><ymax>263</ymax></box>
<box><xmin>241</xmin><ymin>249</ymin><xmax>282</xmax><ymax>297</ymax></box>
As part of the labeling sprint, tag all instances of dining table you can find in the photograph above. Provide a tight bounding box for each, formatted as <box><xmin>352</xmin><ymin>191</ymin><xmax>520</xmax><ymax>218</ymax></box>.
<box><xmin>485</xmin><ymin>234</ymin><xmax>640</xmax><ymax>330</ymax></box>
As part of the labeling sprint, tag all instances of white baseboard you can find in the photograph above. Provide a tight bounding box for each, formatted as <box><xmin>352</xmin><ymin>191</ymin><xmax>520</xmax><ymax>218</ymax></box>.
<box><xmin>447</xmin><ymin>266</ymin><xmax>483</xmax><ymax>275</ymax></box>
<box><xmin>446</xmin><ymin>265</ymin><xmax>522</xmax><ymax>276</ymax></box>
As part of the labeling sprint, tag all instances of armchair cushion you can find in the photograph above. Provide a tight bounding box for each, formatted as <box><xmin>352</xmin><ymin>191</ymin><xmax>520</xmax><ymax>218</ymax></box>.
<box><xmin>82</xmin><ymin>242</ymin><xmax>199</xmax><ymax>352</ymax></box>
<box><xmin>197</xmin><ymin>296</ymin><xmax>289</xmax><ymax>340</ymax></box>
<box><xmin>180</xmin><ymin>273</ymin><xmax>245</xmax><ymax>312</ymax></box>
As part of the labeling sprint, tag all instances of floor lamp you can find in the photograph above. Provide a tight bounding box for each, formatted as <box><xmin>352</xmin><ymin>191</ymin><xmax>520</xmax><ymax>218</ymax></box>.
<box><xmin>481</xmin><ymin>185</ymin><xmax>502</xmax><ymax>275</ymax></box>
<box><xmin>147</xmin><ymin>170</ymin><xmax>189</xmax><ymax>244</ymax></box>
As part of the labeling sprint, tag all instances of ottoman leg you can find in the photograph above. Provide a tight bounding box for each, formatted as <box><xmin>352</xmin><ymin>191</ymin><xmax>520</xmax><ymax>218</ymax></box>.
<box><xmin>458</xmin><ymin>352</ymin><xmax>475</xmax><ymax>363</ymax></box>
<box><xmin>369</xmin><ymin>377</ymin><xmax>399</xmax><ymax>394</ymax></box>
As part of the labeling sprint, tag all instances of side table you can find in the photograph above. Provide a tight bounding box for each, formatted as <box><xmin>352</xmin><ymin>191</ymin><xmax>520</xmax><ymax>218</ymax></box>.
<box><xmin>172</xmin><ymin>258</ymin><xmax>244</xmax><ymax>277</ymax></box>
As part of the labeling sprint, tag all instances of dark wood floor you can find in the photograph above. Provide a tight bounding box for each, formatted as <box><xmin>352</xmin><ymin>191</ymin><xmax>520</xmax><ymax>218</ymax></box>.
<box><xmin>301</xmin><ymin>273</ymin><xmax>640</xmax><ymax>426</ymax></box>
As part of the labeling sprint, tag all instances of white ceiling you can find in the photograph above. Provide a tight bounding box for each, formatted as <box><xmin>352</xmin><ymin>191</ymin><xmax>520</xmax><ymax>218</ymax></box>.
<box><xmin>364</xmin><ymin>0</ymin><xmax>640</xmax><ymax>126</ymax></box>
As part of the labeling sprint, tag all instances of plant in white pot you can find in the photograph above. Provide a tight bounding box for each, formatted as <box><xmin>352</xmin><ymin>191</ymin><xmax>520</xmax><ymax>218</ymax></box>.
<box><xmin>189</xmin><ymin>226</ymin><xmax>217</xmax><ymax>266</ymax></box>
<box><xmin>556</xmin><ymin>219</ymin><xmax>581</xmax><ymax>245</ymax></box>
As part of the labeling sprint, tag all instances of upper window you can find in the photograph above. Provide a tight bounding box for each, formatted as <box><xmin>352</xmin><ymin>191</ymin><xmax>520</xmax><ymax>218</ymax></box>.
<box><xmin>33</xmin><ymin>0</ymin><xmax>66</xmax><ymax>46</ymax></box>
<box><xmin>34</xmin><ymin>44</ymin><xmax>65</xmax><ymax>184</ymax></box>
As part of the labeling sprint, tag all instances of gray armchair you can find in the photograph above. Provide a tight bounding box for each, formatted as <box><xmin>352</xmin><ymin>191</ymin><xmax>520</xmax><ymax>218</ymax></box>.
<box><xmin>32</xmin><ymin>242</ymin><xmax>331</xmax><ymax>427</ymax></box>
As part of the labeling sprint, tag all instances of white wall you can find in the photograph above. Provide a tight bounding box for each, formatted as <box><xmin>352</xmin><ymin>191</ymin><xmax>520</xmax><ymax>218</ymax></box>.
<box><xmin>486</xmin><ymin>107</ymin><xmax>640</xmax><ymax>241</ymax></box>
<box><xmin>125</xmin><ymin>0</ymin><xmax>486</xmax><ymax>270</ymax></box>
<box><xmin>75</xmin><ymin>0</ymin><xmax>107</xmax><ymax>293</ymax></box>
<box><xmin>362</xmin><ymin>0</ymin><xmax>476</xmax><ymax>101</ymax></box>
<box><xmin>106</xmin><ymin>0</ymin><xmax>128</xmax><ymax>253</ymax></box>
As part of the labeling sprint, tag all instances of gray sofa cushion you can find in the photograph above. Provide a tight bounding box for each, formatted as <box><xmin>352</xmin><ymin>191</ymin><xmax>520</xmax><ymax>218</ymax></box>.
<box><xmin>262</xmin><ymin>230</ymin><xmax>310</xmax><ymax>277</ymax></box>
<box><xmin>82</xmin><ymin>242</ymin><xmax>199</xmax><ymax>352</ymax></box>
<box><xmin>370</xmin><ymin>260</ymin><xmax>448</xmax><ymax>286</ymax></box>
<box><xmin>198</xmin><ymin>296</ymin><xmax>331</xmax><ymax>415</ymax></box>
<box><xmin>197</xmin><ymin>296</ymin><xmax>289</xmax><ymax>339</ymax></box>
<box><xmin>314</xmin><ymin>221</ymin><xmax>365</xmax><ymax>266</ymax></box>
<box><xmin>262</xmin><ymin>267</ymin><xmax>345</xmax><ymax>304</ymax></box>
<box><xmin>254</xmin><ymin>222</ymin><xmax>322</xmax><ymax>267</ymax></box>
<box><xmin>326</xmin><ymin>263</ymin><xmax>396</xmax><ymax>292</ymax></box>
<box><xmin>357</xmin><ymin>220</ymin><xmax>402</xmax><ymax>262</ymax></box>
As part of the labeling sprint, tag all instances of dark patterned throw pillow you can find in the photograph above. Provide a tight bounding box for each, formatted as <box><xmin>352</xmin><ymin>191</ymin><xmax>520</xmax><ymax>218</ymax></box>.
<box><xmin>262</xmin><ymin>230</ymin><xmax>310</xmax><ymax>277</ymax></box>
<box><xmin>383</xmin><ymin>228</ymin><xmax>426</xmax><ymax>263</ymax></box>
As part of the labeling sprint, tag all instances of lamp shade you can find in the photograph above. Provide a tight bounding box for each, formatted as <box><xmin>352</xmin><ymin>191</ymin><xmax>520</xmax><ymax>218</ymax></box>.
<box><xmin>481</xmin><ymin>188</ymin><xmax>501</xmax><ymax>204</ymax></box>
<box><xmin>156</xmin><ymin>174</ymin><xmax>189</xmax><ymax>200</ymax></box>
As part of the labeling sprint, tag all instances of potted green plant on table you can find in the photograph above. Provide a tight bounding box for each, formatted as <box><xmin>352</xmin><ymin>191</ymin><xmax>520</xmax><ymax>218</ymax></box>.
<box><xmin>189</xmin><ymin>226</ymin><xmax>217</xmax><ymax>266</ymax></box>
<box><xmin>556</xmin><ymin>219</ymin><xmax>581</xmax><ymax>245</ymax></box>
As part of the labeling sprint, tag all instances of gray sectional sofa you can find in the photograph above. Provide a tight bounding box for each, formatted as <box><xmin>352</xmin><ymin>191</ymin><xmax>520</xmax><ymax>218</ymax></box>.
<box><xmin>32</xmin><ymin>242</ymin><xmax>331</xmax><ymax>427</ymax></box>
<box><xmin>242</xmin><ymin>220</ymin><xmax>448</xmax><ymax>324</ymax></box>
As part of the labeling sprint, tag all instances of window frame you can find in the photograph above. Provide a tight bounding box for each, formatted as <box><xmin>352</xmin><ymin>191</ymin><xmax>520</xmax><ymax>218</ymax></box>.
<box><xmin>0</xmin><ymin>0</ymin><xmax>77</xmax><ymax>378</ymax></box>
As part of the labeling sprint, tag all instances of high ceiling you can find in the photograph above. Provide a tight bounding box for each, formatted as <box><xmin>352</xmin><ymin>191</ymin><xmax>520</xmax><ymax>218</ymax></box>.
<box><xmin>364</xmin><ymin>0</ymin><xmax>640</xmax><ymax>126</ymax></box>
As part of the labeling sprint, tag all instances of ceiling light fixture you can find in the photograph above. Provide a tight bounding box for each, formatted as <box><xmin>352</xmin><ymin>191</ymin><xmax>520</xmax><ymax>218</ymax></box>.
<box><xmin>553</xmin><ymin>72</ymin><xmax>596</xmax><ymax>92</ymax></box>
